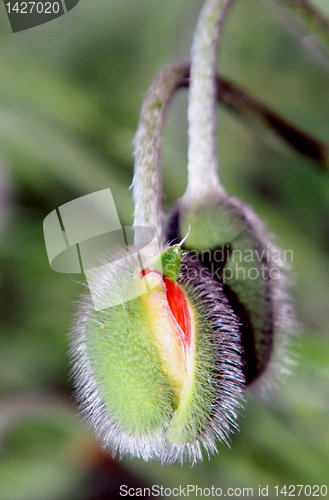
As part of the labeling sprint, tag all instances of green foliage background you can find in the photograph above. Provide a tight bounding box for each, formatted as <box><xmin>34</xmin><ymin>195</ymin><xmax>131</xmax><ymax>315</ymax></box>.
<box><xmin>0</xmin><ymin>0</ymin><xmax>329</xmax><ymax>498</ymax></box>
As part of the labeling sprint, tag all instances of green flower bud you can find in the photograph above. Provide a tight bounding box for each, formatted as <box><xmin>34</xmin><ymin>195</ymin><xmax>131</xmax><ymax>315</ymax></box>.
<box><xmin>69</xmin><ymin>246</ymin><xmax>244</xmax><ymax>463</ymax></box>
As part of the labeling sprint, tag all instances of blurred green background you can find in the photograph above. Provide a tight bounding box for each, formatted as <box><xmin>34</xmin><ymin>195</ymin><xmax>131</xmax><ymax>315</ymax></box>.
<box><xmin>0</xmin><ymin>0</ymin><xmax>329</xmax><ymax>498</ymax></box>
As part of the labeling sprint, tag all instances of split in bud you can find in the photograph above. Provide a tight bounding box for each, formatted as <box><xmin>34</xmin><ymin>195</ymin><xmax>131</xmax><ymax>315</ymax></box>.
<box><xmin>70</xmin><ymin>246</ymin><xmax>244</xmax><ymax>464</ymax></box>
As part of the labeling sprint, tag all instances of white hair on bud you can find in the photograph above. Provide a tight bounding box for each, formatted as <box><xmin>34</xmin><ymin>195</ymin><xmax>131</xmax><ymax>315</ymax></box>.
<box><xmin>166</xmin><ymin>189</ymin><xmax>298</xmax><ymax>397</ymax></box>
<box><xmin>227</xmin><ymin>195</ymin><xmax>298</xmax><ymax>397</ymax></box>
<box><xmin>69</xmin><ymin>248</ymin><xmax>168</xmax><ymax>462</ymax></box>
<box><xmin>176</xmin><ymin>254</ymin><xmax>245</xmax><ymax>462</ymax></box>
<box><xmin>69</xmin><ymin>244</ymin><xmax>245</xmax><ymax>464</ymax></box>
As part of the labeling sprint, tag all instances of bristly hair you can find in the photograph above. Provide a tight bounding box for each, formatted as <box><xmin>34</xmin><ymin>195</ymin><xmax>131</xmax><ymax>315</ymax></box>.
<box><xmin>226</xmin><ymin>195</ymin><xmax>298</xmax><ymax>398</ymax></box>
<box><xmin>166</xmin><ymin>190</ymin><xmax>298</xmax><ymax>397</ymax></box>
<box><xmin>224</xmin><ymin>194</ymin><xmax>298</xmax><ymax>397</ymax></box>
<box><xmin>173</xmin><ymin>253</ymin><xmax>245</xmax><ymax>463</ymax></box>
<box><xmin>69</xmin><ymin>249</ymin><xmax>168</xmax><ymax>462</ymax></box>
<box><xmin>68</xmin><ymin>246</ymin><xmax>245</xmax><ymax>465</ymax></box>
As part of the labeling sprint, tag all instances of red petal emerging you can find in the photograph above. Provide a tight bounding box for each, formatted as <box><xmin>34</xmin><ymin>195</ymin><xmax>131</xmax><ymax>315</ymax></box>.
<box><xmin>141</xmin><ymin>268</ymin><xmax>191</xmax><ymax>351</ymax></box>
<box><xmin>163</xmin><ymin>276</ymin><xmax>191</xmax><ymax>350</ymax></box>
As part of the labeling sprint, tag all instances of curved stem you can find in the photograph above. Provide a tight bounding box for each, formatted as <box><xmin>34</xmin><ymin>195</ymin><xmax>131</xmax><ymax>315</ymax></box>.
<box><xmin>186</xmin><ymin>0</ymin><xmax>234</xmax><ymax>199</ymax></box>
<box><xmin>132</xmin><ymin>62</ymin><xmax>189</xmax><ymax>243</ymax></box>
<box><xmin>274</xmin><ymin>0</ymin><xmax>329</xmax><ymax>54</ymax></box>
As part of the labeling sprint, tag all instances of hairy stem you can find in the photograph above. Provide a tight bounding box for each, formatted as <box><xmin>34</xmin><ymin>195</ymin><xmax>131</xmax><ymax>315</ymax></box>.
<box><xmin>274</xmin><ymin>0</ymin><xmax>329</xmax><ymax>53</ymax></box>
<box><xmin>186</xmin><ymin>0</ymin><xmax>234</xmax><ymax>199</ymax></box>
<box><xmin>132</xmin><ymin>62</ymin><xmax>189</xmax><ymax>242</ymax></box>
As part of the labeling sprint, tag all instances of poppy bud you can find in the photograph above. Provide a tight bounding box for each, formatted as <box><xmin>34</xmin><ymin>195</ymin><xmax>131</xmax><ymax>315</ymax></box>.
<box><xmin>70</xmin><ymin>244</ymin><xmax>244</xmax><ymax>463</ymax></box>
